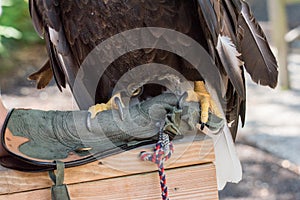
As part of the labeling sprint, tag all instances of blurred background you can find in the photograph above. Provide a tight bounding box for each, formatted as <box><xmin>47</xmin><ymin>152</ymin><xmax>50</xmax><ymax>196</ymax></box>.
<box><xmin>0</xmin><ymin>0</ymin><xmax>299</xmax><ymax>199</ymax></box>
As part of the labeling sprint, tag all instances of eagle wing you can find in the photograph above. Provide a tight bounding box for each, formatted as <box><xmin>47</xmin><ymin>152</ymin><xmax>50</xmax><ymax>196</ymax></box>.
<box><xmin>196</xmin><ymin>0</ymin><xmax>278</xmax><ymax>138</ymax></box>
<box><xmin>195</xmin><ymin>0</ymin><xmax>278</xmax><ymax>189</ymax></box>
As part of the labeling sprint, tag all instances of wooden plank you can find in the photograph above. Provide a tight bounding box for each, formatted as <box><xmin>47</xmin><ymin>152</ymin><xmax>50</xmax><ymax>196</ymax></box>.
<box><xmin>0</xmin><ymin>136</ymin><xmax>214</xmax><ymax>195</ymax></box>
<box><xmin>0</xmin><ymin>164</ymin><xmax>218</xmax><ymax>200</ymax></box>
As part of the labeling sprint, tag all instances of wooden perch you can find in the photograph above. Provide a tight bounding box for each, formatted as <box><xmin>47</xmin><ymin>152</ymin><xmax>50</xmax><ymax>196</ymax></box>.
<box><xmin>0</xmin><ymin>135</ymin><xmax>218</xmax><ymax>200</ymax></box>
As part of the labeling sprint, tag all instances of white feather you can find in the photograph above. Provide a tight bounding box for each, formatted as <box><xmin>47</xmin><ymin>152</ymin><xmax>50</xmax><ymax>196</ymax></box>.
<box><xmin>204</xmin><ymin>124</ymin><xmax>242</xmax><ymax>190</ymax></box>
<box><xmin>216</xmin><ymin>35</ymin><xmax>245</xmax><ymax>98</ymax></box>
<box><xmin>217</xmin><ymin>35</ymin><xmax>243</xmax><ymax>66</ymax></box>
<box><xmin>49</xmin><ymin>27</ymin><xmax>59</xmax><ymax>46</ymax></box>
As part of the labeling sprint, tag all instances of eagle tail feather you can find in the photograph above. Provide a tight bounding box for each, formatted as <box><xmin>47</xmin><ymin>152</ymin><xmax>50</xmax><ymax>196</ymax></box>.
<box><xmin>213</xmin><ymin>124</ymin><xmax>242</xmax><ymax>190</ymax></box>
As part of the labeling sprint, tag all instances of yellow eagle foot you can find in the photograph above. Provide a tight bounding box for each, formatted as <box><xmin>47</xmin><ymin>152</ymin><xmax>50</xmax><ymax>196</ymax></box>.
<box><xmin>186</xmin><ymin>81</ymin><xmax>222</xmax><ymax>129</ymax></box>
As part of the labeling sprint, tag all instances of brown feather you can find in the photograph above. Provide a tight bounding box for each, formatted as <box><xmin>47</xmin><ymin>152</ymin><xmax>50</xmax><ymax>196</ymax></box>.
<box><xmin>216</xmin><ymin>36</ymin><xmax>245</xmax><ymax>98</ymax></box>
<box><xmin>28</xmin><ymin>60</ymin><xmax>53</xmax><ymax>89</ymax></box>
<box><xmin>29</xmin><ymin>0</ymin><xmax>44</xmax><ymax>38</ymax></box>
<box><xmin>238</xmin><ymin>1</ymin><xmax>278</xmax><ymax>88</ymax></box>
<box><xmin>44</xmin><ymin>31</ymin><xmax>66</xmax><ymax>90</ymax></box>
<box><xmin>196</xmin><ymin>0</ymin><xmax>220</xmax><ymax>44</ymax></box>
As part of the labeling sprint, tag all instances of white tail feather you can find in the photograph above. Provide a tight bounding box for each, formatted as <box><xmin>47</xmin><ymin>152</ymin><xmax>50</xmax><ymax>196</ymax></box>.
<box><xmin>206</xmin><ymin>125</ymin><xmax>242</xmax><ymax>190</ymax></box>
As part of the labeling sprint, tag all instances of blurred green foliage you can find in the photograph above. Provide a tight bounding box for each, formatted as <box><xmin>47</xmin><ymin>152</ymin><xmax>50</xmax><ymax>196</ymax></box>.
<box><xmin>0</xmin><ymin>0</ymin><xmax>41</xmax><ymax>55</ymax></box>
<box><xmin>0</xmin><ymin>0</ymin><xmax>43</xmax><ymax>74</ymax></box>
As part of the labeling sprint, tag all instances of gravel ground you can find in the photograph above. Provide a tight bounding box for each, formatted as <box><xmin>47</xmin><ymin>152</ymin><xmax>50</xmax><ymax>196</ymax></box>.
<box><xmin>220</xmin><ymin>143</ymin><xmax>300</xmax><ymax>200</ymax></box>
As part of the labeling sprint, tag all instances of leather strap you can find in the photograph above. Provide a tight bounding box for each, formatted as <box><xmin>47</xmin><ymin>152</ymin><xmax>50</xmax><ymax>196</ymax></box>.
<box><xmin>49</xmin><ymin>161</ymin><xmax>70</xmax><ymax>200</ymax></box>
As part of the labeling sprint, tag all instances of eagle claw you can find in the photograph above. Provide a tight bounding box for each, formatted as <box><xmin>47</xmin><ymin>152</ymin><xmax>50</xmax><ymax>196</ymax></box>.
<box><xmin>88</xmin><ymin>93</ymin><xmax>124</xmax><ymax>120</ymax></box>
<box><xmin>186</xmin><ymin>81</ymin><xmax>222</xmax><ymax>125</ymax></box>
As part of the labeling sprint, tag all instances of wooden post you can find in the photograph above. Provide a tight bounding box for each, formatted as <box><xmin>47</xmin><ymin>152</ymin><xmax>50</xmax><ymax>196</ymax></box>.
<box><xmin>267</xmin><ymin>0</ymin><xmax>291</xmax><ymax>89</ymax></box>
<box><xmin>0</xmin><ymin>137</ymin><xmax>219</xmax><ymax>200</ymax></box>
<box><xmin>285</xmin><ymin>0</ymin><xmax>300</xmax><ymax>4</ymax></box>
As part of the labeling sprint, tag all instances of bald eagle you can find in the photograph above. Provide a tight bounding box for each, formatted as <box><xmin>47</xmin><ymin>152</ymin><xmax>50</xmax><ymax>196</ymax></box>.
<box><xmin>28</xmin><ymin>0</ymin><xmax>278</xmax><ymax>189</ymax></box>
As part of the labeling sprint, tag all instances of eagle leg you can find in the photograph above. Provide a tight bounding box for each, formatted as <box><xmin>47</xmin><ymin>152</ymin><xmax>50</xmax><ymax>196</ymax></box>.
<box><xmin>186</xmin><ymin>81</ymin><xmax>222</xmax><ymax>126</ymax></box>
<box><xmin>88</xmin><ymin>93</ymin><xmax>124</xmax><ymax>119</ymax></box>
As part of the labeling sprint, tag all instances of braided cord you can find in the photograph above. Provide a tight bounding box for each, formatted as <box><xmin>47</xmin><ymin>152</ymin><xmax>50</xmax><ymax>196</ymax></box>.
<box><xmin>140</xmin><ymin>131</ymin><xmax>174</xmax><ymax>200</ymax></box>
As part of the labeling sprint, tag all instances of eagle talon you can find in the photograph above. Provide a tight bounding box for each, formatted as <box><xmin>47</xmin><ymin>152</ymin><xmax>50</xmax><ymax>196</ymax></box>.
<box><xmin>200</xmin><ymin>122</ymin><xmax>205</xmax><ymax>131</ymax></box>
<box><xmin>178</xmin><ymin>92</ymin><xmax>188</xmax><ymax>109</ymax></box>
<box><xmin>86</xmin><ymin>112</ymin><xmax>92</xmax><ymax>132</ymax></box>
<box><xmin>114</xmin><ymin>96</ymin><xmax>125</xmax><ymax>121</ymax></box>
